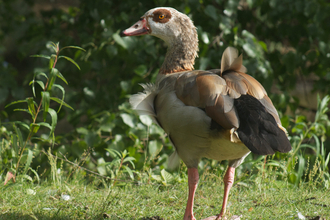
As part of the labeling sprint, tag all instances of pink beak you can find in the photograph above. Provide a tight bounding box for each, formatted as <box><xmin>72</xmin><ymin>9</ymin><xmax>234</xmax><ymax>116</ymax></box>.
<box><xmin>120</xmin><ymin>18</ymin><xmax>150</xmax><ymax>37</ymax></box>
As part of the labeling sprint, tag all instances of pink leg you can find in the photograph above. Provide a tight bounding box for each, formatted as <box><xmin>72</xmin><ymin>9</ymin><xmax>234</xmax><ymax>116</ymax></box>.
<box><xmin>216</xmin><ymin>166</ymin><xmax>235</xmax><ymax>219</ymax></box>
<box><xmin>184</xmin><ymin>167</ymin><xmax>199</xmax><ymax>220</ymax></box>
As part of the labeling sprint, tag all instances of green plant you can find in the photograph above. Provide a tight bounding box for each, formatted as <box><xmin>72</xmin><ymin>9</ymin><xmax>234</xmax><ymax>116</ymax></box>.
<box><xmin>0</xmin><ymin>0</ymin><xmax>330</xmax><ymax>188</ymax></box>
<box><xmin>151</xmin><ymin>169</ymin><xmax>175</xmax><ymax>186</ymax></box>
<box><xmin>97</xmin><ymin>148</ymin><xmax>136</xmax><ymax>186</ymax></box>
<box><xmin>2</xmin><ymin>42</ymin><xmax>84</xmax><ymax>184</ymax></box>
<box><xmin>286</xmin><ymin>95</ymin><xmax>330</xmax><ymax>186</ymax></box>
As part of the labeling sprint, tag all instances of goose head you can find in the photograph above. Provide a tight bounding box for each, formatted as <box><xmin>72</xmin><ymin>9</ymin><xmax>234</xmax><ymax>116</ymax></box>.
<box><xmin>121</xmin><ymin>7</ymin><xmax>199</xmax><ymax>74</ymax></box>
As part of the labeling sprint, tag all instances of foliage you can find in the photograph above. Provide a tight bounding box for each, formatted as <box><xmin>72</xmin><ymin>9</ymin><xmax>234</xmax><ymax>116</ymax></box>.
<box><xmin>286</xmin><ymin>95</ymin><xmax>330</xmax><ymax>187</ymax></box>
<box><xmin>1</xmin><ymin>41</ymin><xmax>83</xmax><ymax>184</ymax></box>
<box><xmin>0</xmin><ymin>0</ymin><xmax>329</xmax><ymax>189</ymax></box>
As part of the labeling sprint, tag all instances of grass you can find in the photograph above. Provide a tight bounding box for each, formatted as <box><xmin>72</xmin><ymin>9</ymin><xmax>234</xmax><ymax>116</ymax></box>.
<box><xmin>0</xmin><ymin>167</ymin><xmax>329</xmax><ymax>220</ymax></box>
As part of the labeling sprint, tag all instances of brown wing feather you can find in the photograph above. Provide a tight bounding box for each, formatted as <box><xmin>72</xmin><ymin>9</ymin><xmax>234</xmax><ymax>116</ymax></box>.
<box><xmin>223</xmin><ymin>70</ymin><xmax>281</xmax><ymax>124</ymax></box>
<box><xmin>174</xmin><ymin>71</ymin><xmax>239</xmax><ymax>129</ymax></box>
<box><xmin>205</xmin><ymin>94</ymin><xmax>239</xmax><ymax>129</ymax></box>
<box><xmin>174</xmin><ymin>71</ymin><xmax>201</xmax><ymax>106</ymax></box>
<box><xmin>172</xmin><ymin>47</ymin><xmax>281</xmax><ymax>132</ymax></box>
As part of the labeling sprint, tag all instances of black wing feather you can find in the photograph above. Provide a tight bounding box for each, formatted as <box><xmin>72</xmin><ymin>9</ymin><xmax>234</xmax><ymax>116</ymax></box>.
<box><xmin>234</xmin><ymin>95</ymin><xmax>291</xmax><ymax>155</ymax></box>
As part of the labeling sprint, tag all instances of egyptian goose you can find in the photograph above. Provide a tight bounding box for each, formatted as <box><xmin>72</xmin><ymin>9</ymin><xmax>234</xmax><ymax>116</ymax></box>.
<box><xmin>121</xmin><ymin>7</ymin><xmax>291</xmax><ymax>220</ymax></box>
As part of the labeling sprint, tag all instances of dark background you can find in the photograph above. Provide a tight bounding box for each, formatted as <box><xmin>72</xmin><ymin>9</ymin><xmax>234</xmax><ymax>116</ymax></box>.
<box><xmin>0</xmin><ymin>0</ymin><xmax>329</xmax><ymax>182</ymax></box>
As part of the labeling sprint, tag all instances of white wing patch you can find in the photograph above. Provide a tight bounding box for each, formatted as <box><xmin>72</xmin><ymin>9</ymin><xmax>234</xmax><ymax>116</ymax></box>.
<box><xmin>167</xmin><ymin>150</ymin><xmax>181</xmax><ymax>170</ymax></box>
<box><xmin>130</xmin><ymin>83</ymin><xmax>182</xmax><ymax>168</ymax></box>
<box><xmin>129</xmin><ymin>83</ymin><xmax>158</xmax><ymax>115</ymax></box>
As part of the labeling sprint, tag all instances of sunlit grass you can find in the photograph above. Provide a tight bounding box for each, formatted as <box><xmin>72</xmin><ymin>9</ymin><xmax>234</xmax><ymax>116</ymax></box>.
<box><xmin>0</xmin><ymin>168</ymin><xmax>329</xmax><ymax>220</ymax></box>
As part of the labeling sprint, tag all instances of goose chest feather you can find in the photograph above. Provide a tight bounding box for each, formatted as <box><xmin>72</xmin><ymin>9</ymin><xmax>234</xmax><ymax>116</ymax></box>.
<box><xmin>122</xmin><ymin>7</ymin><xmax>291</xmax><ymax>220</ymax></box>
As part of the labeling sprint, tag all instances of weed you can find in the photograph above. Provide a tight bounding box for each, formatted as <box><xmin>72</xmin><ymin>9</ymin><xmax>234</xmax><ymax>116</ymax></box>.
<box><xmin>2</xmin><ymin>42</ymin><xmax>84</xmax><ymax>184</ymax></box>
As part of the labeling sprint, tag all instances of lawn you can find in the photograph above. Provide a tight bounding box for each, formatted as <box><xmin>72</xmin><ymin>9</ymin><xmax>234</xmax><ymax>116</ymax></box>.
<box><xmin>1</xmin><ymin>168</ymin><xmax>329</xmax><ymax>220</ymax></box>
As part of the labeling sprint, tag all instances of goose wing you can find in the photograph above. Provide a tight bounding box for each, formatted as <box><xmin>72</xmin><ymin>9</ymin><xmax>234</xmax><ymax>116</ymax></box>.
<box><xmin>172</xmin><ymin>47</ymin><xmax>291</xmax><ymax>155</ymax></box>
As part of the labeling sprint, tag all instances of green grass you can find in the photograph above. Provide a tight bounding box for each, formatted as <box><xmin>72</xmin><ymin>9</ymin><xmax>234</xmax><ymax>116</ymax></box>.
<box><xmin>0</xmin><ymin>169</ymin><xmax>329</xmax><ymax>220</ymax></box>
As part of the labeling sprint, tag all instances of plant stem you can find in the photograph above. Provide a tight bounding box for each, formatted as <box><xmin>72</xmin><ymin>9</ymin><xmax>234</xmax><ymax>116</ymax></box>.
<box><xmin>14</xmin><ymin>50</ymin><xmax>60</xmax><ymax>177</ymax></box>
<box><xmin>287</xmin><ymin>122</ymin><xmax>314</xmax><ymax>168</ymax></box>
<box><xmin>113</xmin><ymin>156</ymin><xmax>124</xmax><ymax>187</ymax></box>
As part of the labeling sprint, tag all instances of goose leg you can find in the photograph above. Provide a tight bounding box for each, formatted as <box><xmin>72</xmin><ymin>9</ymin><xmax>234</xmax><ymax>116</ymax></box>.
<box><xmin>216</xmin><ymin>166</ymin><xmax>235</xmax><ymax>219</ymax></box>
<box><xmin>184</xmin><ymin>167</ymin><xmax>199</xmax><ymax>220</ymax></box>
<box><xmin>201</xmin><ymin>167</ymin><xmax>236</xmax><ymax>220</ymax></box>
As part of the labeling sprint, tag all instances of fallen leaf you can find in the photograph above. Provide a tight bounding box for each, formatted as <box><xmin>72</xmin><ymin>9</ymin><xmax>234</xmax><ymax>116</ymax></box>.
<box><xmin>61</xmin><ymin>194</ymin><xmax>71</xmax><ymax>201</ymax></box>
<box><xmin>4</xmin><ymin>171</ymin><xmax>16</xmax><ymax>185</ymax></box>
<box><xmin>297</xmin><ymin>211</ymin><xmax>306</xmax><ymax>220</ymax></box>
<box><xmin>26</xmin><ymin>189</ymin><xmax>36</xmax><ymax>195</ymax></box>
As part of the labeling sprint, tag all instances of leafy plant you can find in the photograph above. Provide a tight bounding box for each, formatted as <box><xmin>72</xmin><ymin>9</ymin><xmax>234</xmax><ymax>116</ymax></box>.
<box><xmin>0</xmin><ymin>0</ymin><xmax>329</xmax><ymax>188</ymax></box>
<box><xmin>97</xmin><ymin>148</ymin><xmax>136</xmax><ymax>186</ymax></box>
<box><xmin>2</xmin><ymin>42</ymin><xmax>84</xmax><ymax>184</ymax></box>
<box><xmin>286</xmin><ymin>95</ymin><xmax>330</xmax><ymax>186</ymax></box>
<box><xmin>151</xmin><ymin>169</ymin><xmax>175</xmax><ymax>186</ymax></box>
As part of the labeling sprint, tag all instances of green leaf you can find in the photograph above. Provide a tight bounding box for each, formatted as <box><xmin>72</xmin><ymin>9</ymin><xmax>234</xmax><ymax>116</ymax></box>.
<box><xmin>50</xmin><ymin>97</ymin><xmax>74</xmax><ymax>111</ymax></box>
<box><xmin>148</xmin><ymin>140</ymin><xmax>162</xmax><ymax>159</ymax></box>
<box><xmin>13</xmin><ymin>109</ymin><xmax>33</xmax><ymax>116</ymax></box>
<box><xmin>41</xmin><ymin>91</ymin><xmax>50</xmax><ymax>121</ymax></box>
<box><xmin>34</xmin><ymin>72</ymin><xmax>48</xmax><ymax>80</ymax></box>
<box><xmin>29</xmin><ymin>167</ymin><xmax>40</xmax><ymax>184</ymax></box>
<box><xmin>53</xmin><ymin>84</ymin><xmax>65</xmax><ymax>98</ymax></box>
<box><xmin>58</xmin><ymin>55</ymin><xmax>81</xmax><ymax>70</ymax></box>
<box><xmin>296</xmin><ymin>155</ymin><xmax>305</xmax><ymax>185</ymax></box>
<box><xmin>54</xmin><ymin>84</ymin><xmax>66</xmax><ymax>112</ymax></box>
<box><xmin>134</xmin><ymin>65</ymin><xmax>147</xmax><ymax>76</ymax></box>
<box><xmin>32</xmin><ymin>80</ymin><xmax>45</xmax><ymax>90</ymax></box>
<box><xmin>120</xmin><ymin>113</ymin><xmax>135</xmax><ymax>128</ymax></box>
<box><xmin>243</xmin><ymin>42</ymin><xmax>256</xmax><ymax>58</ymax></box>
<box><xmin>325</xmin><ymin>153</ymin><xmax>330</xmax><ymax>168</ymax></box>
<box><xmin>123</xmin><ymin>156</ymin><xmax>136</xmax><ymax>168</ymax></box>
<box><xmin>105</xmin><ymin>148</ymin><xmax>121</xmax><ymax>158</ymax></box>
<box><xmin>113</xmin><ymin>32</ymin><xmax>127</xmax><ymax>49</ymax></box>
<box><xmin>97</xmin><ymin>157</ymin><xmax>107</xmax><ymax>175</ymax></box>
<box><xmin>60</xmin><ymin>45</ymin><xmax>86</xmax><ymax>52</ymax></box>
<box><xmin>36</xmin><ymin>122</ymin><xmax>52</xmax><ymax>130</ymax></box>
<box><xmin>29</xmin><ymin>80</ymin><xmax>45</xmax><ymax>97</ymax></box>
<box><xmin>161</xmin><ymin>169</ymin><xmax>174</xmax><ymax>184</ymax></box>
<box><xmin>49</xmin><ymin>54</ymin><xmax>57</xmax><ymax>70</ymax></box>
<box><xmin>46</xmin><ymin>41</ymin><xmax>58</xmax><ymax>53</ymax></box>
<box><xmin>201</xmin><ymin>32</ymin><xmax>209</xmax><ymax>44</ymax></box>
<box><xmin>12</xmin><ymin>121</ymin><xmax>30</xmax><ymax>131</ymax></box>
<box><xmin>27</xmin><ymin>98</ymin><xmax>36</xmax><ymax>120</ymax></box>
<box><xmin>5</xmin><ymin>99</ymin><xmax>27</xmax><ymax>108</ymax></box>
<box><xmin>29</xmin><ymin>123</ymin><xmax>40</xmax><ymax>135</ymax></box>
<box><xmin>47</xmin><ymin>108</ymin><xmax>58</xmax><ymax>137</ymax></box>
<box><xmin>11</xmin><ymin>133</ymin><xmax>18</xmax><ymax>156</ymax></box>
<box><xmin>151</xmin><ymin>174</ymin><xmax>162</xmax><ymax>182</ymax></box>
<box><xmin>258</xmin><ymin>40</ymin><xmax>268</xmax><ymax>52</ymax></box>
<box><xmin>123</xmin><ymin>165</ymin><xmax>134</xmax><ymax>180</ymax></box>
<box><xmin>23</xmin><ymin>149</ymin><xmax>33</xmax><ymax>175</ymax></box>
<box><xmin>54</xmin><ymin>68</ymin><xmax>68</xmax><ymax>85</ymax></box>
<box><xmin>204</xmin><ymin>5</ymin><xmax>218</xmax><ymax>21</ymax></box>
<box><xmin>47</xmin><ymin>68</ymin><xmax>58</xmax><ymax>90</ymax></box>
<box><xmin>14</xmin><ymin>125</ymin><xmax>24</xmax><ymax>151</ymax></box>
<box><xmin>30</xmin><ymin>54</ymin><xmax>51</xmax><ymax>59</ymax></box>
<box><xmin>36</xmin><ymin>80</ymin><xmax>45</xmax><ymax>90</ymax></box>
<box><xmin>21</xmin><ymin>175</ymin><xmax>33</xmax><ymax>182</ymax></box>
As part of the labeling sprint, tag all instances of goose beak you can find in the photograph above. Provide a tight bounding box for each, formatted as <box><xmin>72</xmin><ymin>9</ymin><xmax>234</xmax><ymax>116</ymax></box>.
<box><xmin>120</xmin><ymin>18</ymin><xmax>150</xmax><ymax>37</ymax></box>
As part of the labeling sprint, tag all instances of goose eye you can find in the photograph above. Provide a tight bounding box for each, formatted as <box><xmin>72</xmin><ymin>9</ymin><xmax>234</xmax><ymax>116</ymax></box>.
<box><xmin>159</xmin><ymin>14</ymin><xmax>165</xmax><ymax>19</ymax></box>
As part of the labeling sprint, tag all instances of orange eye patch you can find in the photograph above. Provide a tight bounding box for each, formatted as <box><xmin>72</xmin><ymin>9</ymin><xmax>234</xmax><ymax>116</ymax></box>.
<box><xmin>159</xmin><ymin>14</ymin><xmax>165</xmax><ymax>19</ymax></box>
